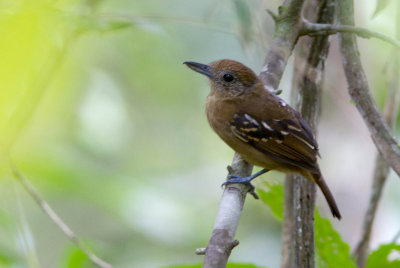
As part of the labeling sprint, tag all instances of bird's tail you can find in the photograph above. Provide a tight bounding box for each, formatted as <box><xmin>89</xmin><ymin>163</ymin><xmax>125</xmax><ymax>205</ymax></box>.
<box><xmin>312</xmin><ymin>173</ymin><xmax>341</xmax><ymax>220</ymax></box>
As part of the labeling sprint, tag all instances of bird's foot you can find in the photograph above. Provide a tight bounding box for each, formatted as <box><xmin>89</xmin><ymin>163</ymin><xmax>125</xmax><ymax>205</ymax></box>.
<box><xmin>222</xmin><ymin>175</ymin><xmax>259</xmax><ymax>199</ymax></box>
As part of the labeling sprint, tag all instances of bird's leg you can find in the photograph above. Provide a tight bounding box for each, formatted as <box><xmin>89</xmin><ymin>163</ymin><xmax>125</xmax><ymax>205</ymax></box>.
<box><xmin>225</xmin><ymin>168</ymin><xmax>269</xmax><ymax>184</ymax></box>
<box><xmin>222</xmin><ymin>169</ymin><xmax>269</xmax><ymax>198</ymax></box>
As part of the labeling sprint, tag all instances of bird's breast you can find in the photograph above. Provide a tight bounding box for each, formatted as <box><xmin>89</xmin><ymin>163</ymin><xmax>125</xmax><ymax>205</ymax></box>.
<box><xmin>205</xmin><ymin>95</ymin><xmax>257</xmax><ymax>160</ymax></box>
<box><xmin>205</xmin><ymin>95</ymin><xmax>236</xmax><ymax>136</ymax></box>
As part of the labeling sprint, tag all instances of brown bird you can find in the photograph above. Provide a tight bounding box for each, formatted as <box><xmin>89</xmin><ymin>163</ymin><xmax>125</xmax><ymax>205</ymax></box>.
<box><xmin>184</xmin><ymin>59</ymin><xmax>341</xmax><ymax>219</ymax></box>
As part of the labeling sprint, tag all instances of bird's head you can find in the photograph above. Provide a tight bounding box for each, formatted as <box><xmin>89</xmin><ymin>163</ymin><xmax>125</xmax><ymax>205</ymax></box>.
<box><xmin>184</xmin><ymin>59</ymin><xmax>260</xmax><ymax>97</ymax></box>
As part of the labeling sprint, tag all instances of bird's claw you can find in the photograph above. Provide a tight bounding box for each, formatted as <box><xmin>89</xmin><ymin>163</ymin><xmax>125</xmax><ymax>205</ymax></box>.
<box><xmin>221</xmin><ymin>175</ymin><xmax>259</xmax><ymax>199</ymax></box>
<box><xmin>226</xmin><ymin>174</ymin><xmax>247</xmax><ymax>181</ymax></box>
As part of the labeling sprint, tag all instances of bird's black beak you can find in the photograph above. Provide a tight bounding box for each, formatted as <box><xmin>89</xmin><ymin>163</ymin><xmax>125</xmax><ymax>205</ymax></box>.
<box><xmin>183</xmin><ymin>61</ymin><xmax>213</xmax><ymax>78</ymax></box>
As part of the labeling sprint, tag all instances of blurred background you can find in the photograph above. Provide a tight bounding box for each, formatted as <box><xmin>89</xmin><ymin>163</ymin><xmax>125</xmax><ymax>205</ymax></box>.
<box><xmin>0</xmin><ymin>0</ymin><xmax>399</xmax><ymax>267</ymax></box>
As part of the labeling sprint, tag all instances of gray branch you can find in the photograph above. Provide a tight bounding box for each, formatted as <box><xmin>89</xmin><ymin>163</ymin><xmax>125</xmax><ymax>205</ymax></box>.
<box><xmin>202</xmin><ymin>154</ymin><xmax>252</xmax><ymax>268</ymax></box>
<box><xmin>338</xmin><ymin>0</ymin><xmax>400</xmax><ymax>178</ymax></box>
<box><xmin>259</xmin><ymin>0</ymin><xmax>306</xmax><ymax>89</ymax></box>
<box><xmin>282</xmin><ymin>0</ymin><xmax>335</xmax><ymax>267</ymax></box>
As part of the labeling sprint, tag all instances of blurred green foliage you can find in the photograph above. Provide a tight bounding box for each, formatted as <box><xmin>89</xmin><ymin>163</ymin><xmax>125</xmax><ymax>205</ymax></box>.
<box><xmin>315</xmin><ymin>211</ymin><xmax>356</xmax><ymax>268</ymax></box>
<box><xmin>0</xmin><ymin>0</ymin><xmax>399</xmax><ymax>267</ymax></box>
<box><xmin>258</xmin><ymin>180</ymin><xmax>357</xmax><ymax>268</ymax></box>
<box><xmin>164</xmin><ymin>263</ymin><xmax>265</xmax><ymax>268</ymax></box>
<box><xmin>61</xmin><ymin>246</ymin><xmax>91</xmax><ymax>268</ymax></box>
<box><xmin>0</xmin><ymin>0</ymin><xmax>273</xmax><ymax>267</ymax></box>
<box><xmin>257</xmin><ymin>183</ymin><xmax>284</xmax><ymax>221</ymax></box>
<box><xmin>367</xmin><ymin>243</ymin><xmax>400</xmax><ymax>268</ymax></box>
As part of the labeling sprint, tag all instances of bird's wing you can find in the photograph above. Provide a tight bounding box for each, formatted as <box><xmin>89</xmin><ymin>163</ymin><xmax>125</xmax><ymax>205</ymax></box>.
<box><xmin>230</xmin><ymin>113</ymin><xmax>319</xmax><ymax>172</ymax></box>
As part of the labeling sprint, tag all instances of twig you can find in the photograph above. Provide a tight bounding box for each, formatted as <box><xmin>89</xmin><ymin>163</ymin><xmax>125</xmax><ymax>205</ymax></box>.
<box><xmin>300</xmin><ymin>20</ymin><xmax>400</xmax><ymax>48</ymax></box>
<box><xmin>338</xmin><ymin>0</ymin><xmax>400</xmax><ymax>178</ymax></box>
<box><xmin>266</xmin><ymin>9</ymin><xmax>279</xmax><ymax>23</ymax></box>
<box><xmin>282</xmin><ymin>0</ymin><xmax>336</xmax><ymax>267</ymax></box>
<box><xmin>353</xmin><ymin>3</ymin><xmax>400</xmax><ymax>265</ymax></box>
<box><xmin>202</xmin><ymin>1</ymin><xmax>306</xmax><ymax>266</ymax></box>
<box><xmin>9</xmin><ymin>160</ymin><xmax>113</xmax><ymax>268</ymax></box>
<box><xmin>95</xmin><ymin>13</ymin><xmax>234</xmax><ymax>35</ymax></box>
<box><xmin>14</xmin><ymin>186</ymin><xmax>42</xmax><ymax>268</ymax></box>
<box><xmin>392</xmin><ymin>228</ymin><xmax>400</xmax><ymax>243</ymax></box>
<box><xmin>353</xmin><ymin>157</ymin><xmax>390</xmax><ymax>267</ymax></box>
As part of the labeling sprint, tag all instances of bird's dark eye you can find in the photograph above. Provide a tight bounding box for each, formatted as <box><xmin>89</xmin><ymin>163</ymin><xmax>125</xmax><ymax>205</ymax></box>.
<box><xmin>223</xmin><ymin>73</ymin><xmax>234</xmax><ymax>82</ymax></box>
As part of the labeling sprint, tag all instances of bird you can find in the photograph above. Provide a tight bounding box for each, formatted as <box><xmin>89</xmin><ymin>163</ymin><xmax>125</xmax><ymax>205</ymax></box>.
<box><xmin>183</xmin><ymin>59</ymin><xmax>341</xmax><ymax>219</ymax></box>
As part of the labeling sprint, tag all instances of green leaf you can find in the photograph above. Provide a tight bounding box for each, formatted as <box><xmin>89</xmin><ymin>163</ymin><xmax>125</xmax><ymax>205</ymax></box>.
<box><xmin>0</xmin><ymin>249</ymin><xmax>21</xmax><ymax>267</ymax></box>
<box><xmin>372</xmin><ymin>0</ymin><xmax>390</xmax><ymax>18</ymax></box>
<box><xmin>61</xmin><ymin>246</ymin><xmax>91</xmax><ymax>268</ymax></box>
<box><xmin>258</xmin><ymin>183</ymin><xmax>355</xmax><ymax>267</ymax></box>
<box><xmin>257</xmin><ymin>182</ymin><xmax>284</xmax><ymax>222</ymax></box>
<box><xmin>367</xmin><ymin>243</ymin><xmax>400</xmax><ymax>268</ymax></box>
<box><xmin>164</xmin><ymin>263</ymin><xmax>265</xmax><ymax>268</ymax></box>
<box><xmin>315</xmin><ymin>210</ymin><xmax>356</xmax><ymax>268</ymax></box>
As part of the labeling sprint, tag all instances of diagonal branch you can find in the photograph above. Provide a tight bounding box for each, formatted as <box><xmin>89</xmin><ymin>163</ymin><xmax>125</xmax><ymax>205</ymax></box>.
<box><xmin>353</xmin><ymin>3</ymin><xmax>400</xmax><ymax>266</ymax></box>
<box><xmin>201</xmin><ymin>155</ymin><xmax>252</xmax><ymax>268</ymax></box>
<box><xmin>259</xmin><ymin>0</ymin><xmax>305</xmax><ymax>89</ymax></box>
<box><xmin>338</xmin><ymin>0</ymin><xmax>400</xmax><ymax>178</ymax></box>
<box><xmin>9</xmin><ymin>160</ymin><xmax>113</xmax><ymax>268</ymax></box>
<box><xmin>353</xmin><ymin>58</ymin><xmax>400</xmax><ymax>267</ymax></box>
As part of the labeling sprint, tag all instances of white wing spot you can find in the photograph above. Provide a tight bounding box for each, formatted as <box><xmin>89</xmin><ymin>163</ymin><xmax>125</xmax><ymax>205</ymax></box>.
<box><xmin>288</xmin><ymin>125</ymin><xmax>302</xmax><ymax>132</ymax></box>
<box><xmin>281</xmin><ymin>131</ymin><xmax>289</xmax><ymax>135</ymax></box>
<box><xmin>244</xmin><ymin>114</ymin><xmax>260</xmax><ymax>126</ymax></box>
<box><xmin>241</xmin><ymin>127</ymin><xmax>258</xmax><ymax>132</ymax></box>
<box><xmin>293</xmin><ymin>134</ymin><xmax>315</xmax><ymax>149</ymax></box>
<box><xmin>244</xmin><ymin>114</ymin><xmax>252</xmax><ymax>120</ymax></box>
<box><xmin>262</xmin><ymin>121</ymin><xmax>273</xmax><ymax>131</ymax></box>
<box><xmin>248</xmin><ymin>136</ymin><xmax>260</xmax><ymax>142</ymax></box>
<box><xmin>232</xmin><ymin>130</ymin><xmax>248</xmax><ymax>143</ymax></box>
<box><xmin>279</xmin><ymin>100</ymin><xmax>287</xmax><ymax>107</ymax></box>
